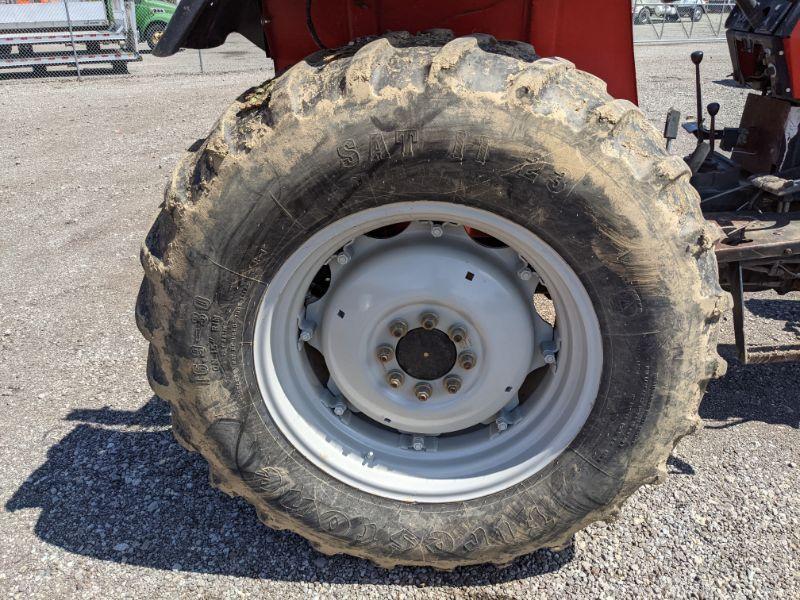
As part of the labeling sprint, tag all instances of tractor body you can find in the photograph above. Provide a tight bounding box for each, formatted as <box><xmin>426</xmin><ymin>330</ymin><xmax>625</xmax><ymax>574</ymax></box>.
<box><xmin>158</xmin><ymin>0</ymin><xmax>639</xmax><ymax>101</ymax></box>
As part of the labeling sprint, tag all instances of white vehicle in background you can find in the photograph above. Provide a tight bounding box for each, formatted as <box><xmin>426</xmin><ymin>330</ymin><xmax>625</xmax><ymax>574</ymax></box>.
<box><xmin>0</xmin><ymin>0</ymin><xmax>139</xmax><ymax>75</ymax></box>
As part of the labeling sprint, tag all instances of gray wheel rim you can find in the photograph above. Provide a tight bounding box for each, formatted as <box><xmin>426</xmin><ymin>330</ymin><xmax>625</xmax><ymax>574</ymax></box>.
<box><xmin>253</xmin><ymin>202</ymin><xmax>603</xmax><ymax>502</ymax></box>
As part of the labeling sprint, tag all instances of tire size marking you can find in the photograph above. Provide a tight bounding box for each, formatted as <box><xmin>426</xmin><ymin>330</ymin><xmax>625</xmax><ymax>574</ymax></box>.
<box><xmin>337</xmin><ymin>130</ymin><xmax>419</xmax><ymax>168</ymax></box>
<box><xmin>339</xmin><ymin>129</ymin><xmax>493</xmax><ymax>168</ymax></box>
<box><xmin>513</xmin><ymin>153</ymin><xmax>569</xmax><ymax>194</ymax></box>
<box><xmin>190</xmin><ymin>295</ymin><xmax>212</xmax><ymax>385</ymax></box>
<box><xmin>450</xmin><ymin>130</ymin><xmax>490</xmax><ymax>164</ymax></box>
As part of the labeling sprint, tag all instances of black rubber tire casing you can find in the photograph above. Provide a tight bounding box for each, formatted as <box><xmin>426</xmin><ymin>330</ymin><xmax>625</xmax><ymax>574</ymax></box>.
<box><xmin>136</xmin><ymin>32</ymin><xmax>728</xmax><ymax>568</ymax></box>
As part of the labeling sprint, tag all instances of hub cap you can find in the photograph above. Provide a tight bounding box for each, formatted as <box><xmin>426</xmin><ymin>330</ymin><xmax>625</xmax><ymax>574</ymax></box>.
<box><xmin>253</xmin><ymin>202</ymin><xmax>602</xmax><ymax>502</ymax></box>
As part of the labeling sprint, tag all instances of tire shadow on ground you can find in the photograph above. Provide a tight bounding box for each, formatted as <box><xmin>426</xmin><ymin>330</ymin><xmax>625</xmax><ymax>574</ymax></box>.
<box><xmin>4</xmin><ymin>396</ymin><xmax>574</xmax><ymax>583</ymax></box>
<box><xmin>700</xmin><ymin>297</ymin><xmax>800</xmax><ymax>430</ymax></box>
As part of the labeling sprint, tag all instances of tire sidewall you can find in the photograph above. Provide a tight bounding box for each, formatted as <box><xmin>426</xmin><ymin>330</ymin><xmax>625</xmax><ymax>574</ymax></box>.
<box><xmin>161</xmin><ymin>91</ymin><xmax>704</xmax><ymax>565</ymax></box>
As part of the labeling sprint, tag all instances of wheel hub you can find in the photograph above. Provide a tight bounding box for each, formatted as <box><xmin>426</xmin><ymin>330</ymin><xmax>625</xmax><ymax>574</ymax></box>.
<box><xmin>307</xmin><ymin>222</ymin><xmax>539</xmax><ymax>435</ymax></box>
<box><xmin>395</xmin><ymin>327</ymin><xmax>456</xmax><ymax>381</ymax></box>
<box><xmin>254</xmin><ymin>203</ymin><xmax>603</xmax><ymax>502</ymax></box>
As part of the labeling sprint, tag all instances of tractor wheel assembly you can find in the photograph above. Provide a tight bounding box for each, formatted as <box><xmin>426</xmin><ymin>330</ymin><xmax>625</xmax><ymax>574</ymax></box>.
<box><xmin>137</xmin><ymin>31</ymin><xmax>728</xmax><ymax>568</ymax></box>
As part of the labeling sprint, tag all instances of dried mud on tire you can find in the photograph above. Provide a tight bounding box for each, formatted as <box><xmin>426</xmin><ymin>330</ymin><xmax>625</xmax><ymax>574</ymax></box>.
<box><xmin>136</xmin><ymin>31</ymin><xmax>729</xmax><ymax>568</ymax></box>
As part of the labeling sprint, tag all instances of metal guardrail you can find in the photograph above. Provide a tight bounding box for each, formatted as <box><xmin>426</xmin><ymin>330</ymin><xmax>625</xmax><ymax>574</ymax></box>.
<box><xmin>633</xmin><ymin>1</ymin><xmax>736</xmax><ymax>44</ymax></box>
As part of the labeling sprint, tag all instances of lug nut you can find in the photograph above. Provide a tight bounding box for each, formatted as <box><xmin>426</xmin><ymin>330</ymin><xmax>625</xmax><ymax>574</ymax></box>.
<box><xmin>444</xmin><ymin>376</ymin><xmax>462</xmax><ymax>395</ymax></box>
<box><xmin>412</xmin><ymin>435</ymin><xmax>425</xmax><ymax>451</ymax></box>
<box><xmin>431</xmin><ymin>223</ymin><xmax>444</xmax><ymax>238</ymax></box>
<box><xmin>414</xmin><ymin>382</ymin><xmax>433</xmax><ymax>402</ymax></box>
<box><xmin>458</xmin><ymin>351</ymin><xmax>477</xmax><ymax>371</ymax></box>
<box><xmin>420</xmin><ymin>312</ymin><xmax>439</xmax><ymax>330</ymax></box>
<box><xmin>333</xmin><ymin>402</ymin><xmax>347</xmax><ymax>417</ymax></box>
<box><xmin>376</xmin><ymin>345</ymin><xmax>394</xmax><ymax>363</ymax></box>
<box><xmin>518</xmin><ymin>267</ymin><xmax>534</xmax><ymax>281</ymax></box>
<box><xmin>496</xmin><ymin>418</ymin><xmax>509</xmax><ymax>432</ymax></box>
<box><xmin>448</xmin><ymin>325</ymin><xmax>467</xmax><ymax>344</ymax></box>
<box><xmin>387</xmin><ymin>370</ymin><xmax>405</xmax><ymax>389</ymax></box>
<box><xmin>336</xmin><ymin>249</ymin><xmax>351</xmax><ymax>265</ymax></box>
<box><xmin>389</xmin><ymin>319</ymin><xmax>408</xmax><ymax>338</ymax></box>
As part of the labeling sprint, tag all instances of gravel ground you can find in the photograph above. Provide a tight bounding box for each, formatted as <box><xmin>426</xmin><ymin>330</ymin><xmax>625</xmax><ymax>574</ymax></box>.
<box><xmin>0</xmin><ymin>41</ymin><xmax>798</xmax><ymax>599</ymax></box>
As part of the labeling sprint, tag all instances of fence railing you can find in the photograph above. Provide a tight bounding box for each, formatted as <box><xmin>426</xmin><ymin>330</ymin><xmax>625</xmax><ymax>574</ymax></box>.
<box><xmin>0</xmin><ymin>0</ymin><xmax>140</xmax><ymax>80</ymax></box>
<box><xmin>632</xmin><ymin>1</ymin><xmax>736</xmax><ymax>43</ymax></box>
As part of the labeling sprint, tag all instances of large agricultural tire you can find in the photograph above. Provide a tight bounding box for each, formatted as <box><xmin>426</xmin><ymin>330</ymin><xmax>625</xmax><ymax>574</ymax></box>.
<box><xmin>136</xmin><ymin>31</ymin><xmax>728</xmax><ymax>568</ymax></box>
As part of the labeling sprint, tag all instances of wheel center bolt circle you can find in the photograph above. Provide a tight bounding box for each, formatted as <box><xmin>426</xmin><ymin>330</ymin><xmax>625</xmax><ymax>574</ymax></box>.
<box><xmin>376</xmin><ymin>344</ymin><xmax>394</xmax><ymax>363</ymax></box>
<box><xmin>448</xmin><ymin>325</ymin><xmax>467</xmax><ymax>344</ymax></box>
<box><xmin>444</xmin><ymin>375</ymin><xmax>462</xmax><ymax>395</ymax></box>
<box><xmin>420</xmin><ymin>312</ymin><xmax>439</xmax><ymax>330</ymax></box>
<box><xmin>414</xmin><ymin>382</ymin><xmax>433</xmax><ymax>402</ymax></box>
<box><xmin>389</xmin><ymin>319</ymin><xmax>408</xmax><ymax>338</ymax></box>
<box><xmin>387</xmin><ymin>370</ymin><xmax>405</xmax><ymax>388</ymax></box>
<box><xmin>395</xmin><ymin>327</ymin><xmax>458</xmax><ymax>380</ymax></box>
<box><xmin>459</xmin><ymin>351</ymin><xmax>476</xmax><ymax>370</ymax></box>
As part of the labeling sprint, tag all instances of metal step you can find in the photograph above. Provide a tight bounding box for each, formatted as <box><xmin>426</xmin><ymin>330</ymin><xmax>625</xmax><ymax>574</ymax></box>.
<box><xmin>0</xmin><ymin>51</ymin><xmax>139</xmax><ymax>69</ymax></box>
<box><xmin>0</xmin><ymin>30</ymin><xmax>127</xmax><ymax>46</ymax></box>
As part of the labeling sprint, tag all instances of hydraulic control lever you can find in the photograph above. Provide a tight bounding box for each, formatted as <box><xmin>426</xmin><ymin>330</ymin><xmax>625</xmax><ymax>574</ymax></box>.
<box><xmin>691</xmin><ymin>51</ymin><xmax>705</xmax><ymax>137</ymax></box>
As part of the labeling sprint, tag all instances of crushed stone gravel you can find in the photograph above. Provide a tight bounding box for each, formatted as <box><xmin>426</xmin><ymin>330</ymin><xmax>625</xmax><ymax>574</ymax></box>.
<box><xmin>0</xmin><ymin>40</ymin><xmax>797</xmax><ymax>599</ymax></box>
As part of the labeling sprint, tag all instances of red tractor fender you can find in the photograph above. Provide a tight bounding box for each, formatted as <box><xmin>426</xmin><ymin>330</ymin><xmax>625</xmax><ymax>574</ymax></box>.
<box><xmin>157</xmin><ymin>0</ymin><xmax>638</xmax><ymax>103</ymax></box>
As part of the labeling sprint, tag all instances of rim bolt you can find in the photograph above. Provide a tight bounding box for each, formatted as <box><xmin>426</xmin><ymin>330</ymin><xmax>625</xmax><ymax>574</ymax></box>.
<box><xmin>541</xmin><ymin>340</ymin><xmax>558</xmax><ymax>365</ymax></box>
<box><xmin>420</xmin><ymin>312</ymin><xmax>439</xmax><ymax>330</ymax></box>
<box><xmin>431</xmin><ymin>223</ymin><xmax>444</xmax><ymax>238</ymax></box>
<box><xmin>376</xmin><ymin>345</ymin><xmax>394</xmax><ymax>364</ymax></box>
<box><xmin>414</xmin><ymin>382</ymin><xmax>433</xmax><ymax>402</ymax></box>
<box><xmin>387</xmin><ymin>370</ymin><xmax>405</xmax><ymax>389</ymax></box>
<box><xmin>496</xmin><ymin>418</ymin><xmax>509</xmax><ymax>432</ymax></box>
<box><xmin>336</xmin><ymin>249</ymin><xmax>351</xmax><ymax>265</ymax></box>
<box><xmin>458</xmin><ymin>351</ymin><xmax>477</xmax><ymax>371</ymax></box>
<box><xmin>518</xmin><ymin>267</ymin><xmax>534</xmax><ymax>281</ymax></box>
<box><xmin>448</xmin><ymin>325</ymin><xmax>467</xmax><ymax>344</ymax></box>
<box><xmin>333</xmin><ymin>402</ymin><xmax>347</xmax><ymax>417</ymax></box>
<box><xmin>389</xmin><ymin>319</ymin><xmax>408</xmax><ymax>338</ymax></box>
<box><xmin>412</xmin><ymin>436</ymin><xmax>425</xmax><ymax>451</ymax></box>
<box><xmin>444</xmin><ymin>376</ymin><xmax>462</xmax><ymax>395</ymax></box>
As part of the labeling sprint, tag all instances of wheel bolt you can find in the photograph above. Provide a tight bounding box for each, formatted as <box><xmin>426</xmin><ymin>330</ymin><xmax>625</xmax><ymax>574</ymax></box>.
<box><xmin>336</xmin><ymin>249</ymin><xmax>351</xmax><ymax>265</ymax></box>
<box><xmin>389</xmin><ymin>319</ymin><xmax>408</xmax><ymax>338</ymax></box>
<box><xmin>496</xmin><ymin>419</ymin><xmax>509</xmax><ymax>432</ymax></box>
<box><xmin>431</xmin><ymin>224</ymin><xmax>444</xmax><ymax>238</ymax></box>
<box><xmin>420</xmin><ymin>312</ymin><xmax>439</xmax><ymax>330</ymax></box>
<box><xmin>387</xmin><ymin>370</ymin><xmax>405</xmax><ymax>389</ymax></box>
<box><xmin>518</xmin><ymin>267</ymin><xmax>534</xmax><ymax>281</ymax></box>
<box><xmin>414</xmin><ymin>382</ymin><xmax>433</xmax><ymax>402</ymax></box>
<box><xmin>459</xmin><ymin>351</ymin><xmax>477</xmax><ymax>370</ymax></box>
<box><xmin>376</xmin><ymin>345</ymin><xmax>394</xmax><ymax>363</ymax></box>
<box><xmin>333</xmin><ymin>402</ymin><xmax>347</xmax><ymax>417</ymax></box>
<box><xmin>412</xmin><ymin>435</ymin><xmax>425</xmax><ymax>451</ymax></box>
<box><xmin>444</xmin><ymin>376</ymin><xmax>462</xmax><ymax>395</ymax></box>
<box><xmin>448</xmin><ymin>325</ymin><xmax>467</xmax><ymax>344</ymax></box>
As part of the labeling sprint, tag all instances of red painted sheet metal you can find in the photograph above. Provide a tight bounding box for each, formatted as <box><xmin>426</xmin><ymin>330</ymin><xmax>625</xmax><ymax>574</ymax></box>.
<box><xmin>261</xmin><ymin>0</ymin><xmax>638</xmax><ymax>103</ymax></box>
<box><xmin>786</xmin><ymin>21</ymin><xmax>800</xmax><ymax>101</ymax></box>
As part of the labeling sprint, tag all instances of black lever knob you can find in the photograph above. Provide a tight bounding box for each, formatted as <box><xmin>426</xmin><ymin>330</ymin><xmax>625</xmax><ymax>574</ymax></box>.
<box><xmin>691</xmin><ymin>51</ymin><xmax>704</xmax><ymax>65</ymax></box>
<box><xmin>708</xmin><ymin>103</ymin><xmax>720</xmax><ymax>153</ymax></box>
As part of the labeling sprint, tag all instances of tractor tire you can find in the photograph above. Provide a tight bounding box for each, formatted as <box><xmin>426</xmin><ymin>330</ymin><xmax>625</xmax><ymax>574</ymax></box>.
<box><xmin>137</xmin><ymin>32</ymin><xmax>728</xmax><ymax>568</ymax></box>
